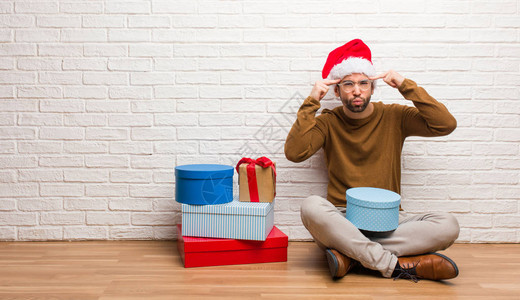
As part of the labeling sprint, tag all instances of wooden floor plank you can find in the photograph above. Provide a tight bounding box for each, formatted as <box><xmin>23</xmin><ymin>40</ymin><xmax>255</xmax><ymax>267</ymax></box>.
<box><xmin>0</xmin><ymin>241</ymin><xmax>519</xmax><ymax>299</ymax></box>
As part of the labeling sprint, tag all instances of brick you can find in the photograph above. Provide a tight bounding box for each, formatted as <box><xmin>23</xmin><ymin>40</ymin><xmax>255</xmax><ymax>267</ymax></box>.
<box><xmin>0</xmin><ymin>199</ymin><xmax>15</xmax><ymax>211</ymax></box>
<box><xmin>0</xmin><ymin>157</ymin><xmax>37</xmax><ymax>169</ymax></box>
<box><xmin>40</xmin><ymin>100</ymin><xmax>85</xmax><ymax>113</ymax></box>
<box><xmin>110</xmin><ymin>227</ymin><xmax>153</xmax><ymax>239</ymax></box>
<box><xmin>129</xmin><ymin>16</ymin><xmax>170</xmax><ymax>28</ymax></box>
<box><xmin>84</xmin><ymin>44</ymin><xmax>127</xmax><ymax>57</ymax></box>
<box><xmin>62</xmin><ymin>29</ymin><xmax>107</xmax><ymax>42</ymax></box>
<box><xmin>109</xmin><ymin>142</ymin><xmax>152</xmax><ymax>155</ymax></box>
<box><xmin>426</xmin><ymin>142</ymin><xmax>472</xmax><ymax>156</ymax></box>
<box><xmin>494</xmin><ymin>215</ymin><xmax>520</xmax><ymax>228</ymax></box>
<box><xmin>64</xmin><ymin>199</ymin><xmax>107</xmax><ymax>211</ymax></box>
<box><xmin>426</xmin><ymin>1</ymin><xmax>470</xmax><ymax>13</ymax></box>
<box><xmin>15</xmin><ymin>29</ymin><xmax>59</xmax><ymax>42</ymax></box>
<box><xmin>473</xmin><ymin>143</ymin><xmax>518</xmax><ymax>156</ymax></box>
<box><xmin>86</xmin><ymin>185</ymin><xmax>128</xmax><ymax>197</ymax></box>
<box><xmin>497</xmin><ymin>45</ymin><xmax>520</xmax><ymax>57</ymax></box>
<box><xmin>132</xmin><ymin>213</ymin><xmax>176</xmax><ymax>225</ymax></box>
<box><xmin>64</xmin><ymin>142</ymin><xmax>108</xmax><ymax>154</ymax></box>
<box><xmin>471</xmin><ymin>229</ymin><xmax>516</xmax><ymax>243</ymax></box>
<box><xmin>0</xmin><ymin>72</ymin><xmax>35</xmax><ymax>84</ymax></box>
<box><xmin>496</xmin><ymin>129</ymin><xmax>520</xmax><ymax>142</ymax></box>
<box><xmin>426</xmin><ymin>173</ymin><xmax>472</xmax><ymax>185</ymax></box>
<box><xmin>154</xmin><ymin>86</ymin><xmax>197</xmax><ymax>99</ymax></box>
<box><xmin>472</xmin><ymin>29</ymin><xmax>517</xmax><ymax>42</ymax></box>
<box><xmin>154</xmin><ymin>113</ymin><xmax>198</xmax><ymax>126</ymax></box>
<box><xmin>448</xmin><ymin>186</ymin><xmax>494</xmax><ymax>200</ymax></box>
<box><xmin>131</xmin><ymin>73</ymin><xmax>174</xmax><ymax>85</ymax></box>
<box><xmin>64</xmin><ymin>169</ymin><xmax>108</xmax><ymax>183</ymax></box>
<box><xmin>64</xmin><ymin>114</ymin><xmax>105</xmax><ymax>126</ymax></box>
<box><xmin>131</xmin><ymin>100</ymin><xmax>178</xmax><ymax>113</ymax></box>
<box><xmin>131</xmin><ymin>156</ymin><xmax>175</xmax><ymax>169</ymax></box>
<box><xmin>41</xmin><ymin>212</ymin><xmax>84</xmax><ymax>225</ymax></box>
<box><xmin>109</xmin><ymin>29</ymin><xmax>150</xmax><ymax>42</ymax></box>
<box><xmin>0</xmin><ymin>15</ymin><xmax>34</xmax><ymax>27</ymax></box>
<box><xmin>0</xmin><ymin>58</ymin><xmax>13</xmax><ymax>70</ymax></box>
<box><xmin>64</xmin><ymin>227</ymin><xmax>107</xmax><ymax>240</ymax></box>
<box><xmin>152</xmin><ymin>1</ymin><xmax>197</xmax><ymax>13</ymax></box>
<box><xmin>18</xmin><ymin>141</ymin><xmax>62</xmax><ymax>154</ymax></box>
<box><xmin>473</xmin><ymin>172</ymin><xmax>518</xmax><ymax>184</ymax></box>
<box><xmin>86</xmin><ymin>128</ymin><xmax>127</xmax><ymax>141</ymax></box>
<box><xmin>177</xmin><ymin>127</ymin><xmax>219</xmax><ymax>140</ymax></box>
<box><xmin>19</xmin><ymin>199</ymin><xmax>62</xmax><ymax>211</ymax></box>
<box><xmin>18</xmin><ymin>169</ymin><xmax>63</xmax><ymax>182</ymax></box>
<box><xmin>87</xmin><ymin>101</ymin><xmax>129</xmax><ymax>113</ymax></box>
<box><xmin>64</xmin><ymin>86</ymin><xmax>107</xmax><ymax>99</ymax></box>
<box><xmin>110</xmin><ymin>171</ymin><xmax>152</xmax><ymax>183</ymax></box>
<box><xmin>153</xmin><ymin>199</ymin><xmax>178</xmax><ymax>211</ymax></box>
<box><xmin>110</xmin><ymin>86</ymin><xmax>152</xmax><ymax>99</ymax></box>
<box><xmin>0</xmin><ymin>227</ymin><xmax>16</xmax><ymax>241</ymax></box>
<box><xmin>0</xmin><ymin>170</ymin><xmax>16</xmax><ymax>182</ymax></box>
<box><xmin>18</xmin><ymin>86</ymin><xmax>61</xmax><ymax>99</ymax></box>
<box><xmin>496</xmin><ymin>102</ymin><xmax>520</xmax><ymax>114</ymax></box>
<box><xmin>0</xmin><ymin>127</ymin><xmax>35</xmax><ymax>140</ymax></box>
<box><xmin>0</xmin><ymin>212</ymin><xmax>37</xmax><ymax>225</ymax></box>
<box><xmin>108</xmin><ymin>114</ymin><xmax>152</xmax><ymax>127</ymax></box>
<box><xmin>173</xmin><ymin>44</ymin><xmax>219</xmax><ymax>57</ymax></box>
<box><xmin>154</xmin><ymin>141</ymin><xmax>198</xmax><ymax>154</ymax></box>
<box><xmin>37</xmin><ymin>16</ymin><xmax>81</xmax><ymax>28</ymax></box>
<box><xmin>222</xmin><ymin>45</ymin><xmax>264</xmax><ymax>57</ymax></box>
<box><xmin>39</xmin><ymin>44</ymin><xmax>83</xmax><ymax>57</ymax></box>
<box><xmin>153</xmin><ymin>58</ymin><xmax>196</xmax><ymax>71</ymax></box>
<box><xmin>474</xmin><ymin>115</ymin><xmax>519</xmax><ymax>128</ymax></box>
<box><xmin>445</xmin><ymin>158</ymin><xmax>494</xmax><ymax>170</ymax></box>
<box><xmin>83</xmin><ymin>72</ymin><xmax>128</xmax><ymax>85</ymax></box>
<box><xmin>153</xmin><ymin>172</ymin><xmax>174</xmax><ymax>184</ymax></box>
<box><xmin>85</xmin><ymin>156</ymin><xmax>128</xmax><ymax>168</ymax></box>
<box><xmin>129</xmin><ymin>185</ymin><xmax>173</xmax><ymax>198</ymax></box>
<box><xmin>198</xmin><ymin>1</ymin><xmax>240</xmax><ymax>14</ymax></box>
<box><xmin>39</xmin><ymin>72</ymin><xmax>83</xmax><ymax>85</ymax></box>
<box><xmin>83</xmin><ymin>16</ymin><xmax>125</xmax><ymax>28</ymax></box>
<box><xmin>496</xmin><ymin>159</ymin><xmax>520</xmax><ymax>170</ymax></box>
<box><xmin>60</xmin><ymin>2</ymin><xmax>103</xmax><ymax>13</ymax></box>
<box><xmin>219</xmin><ymin>15</ymin><xmax>263</xmax><ymax>28</ymax></box>
<box><xmin>15</xmin><ymin>2</ymin><xmax>59</xmax><ymax>13</ymax></box>
<box><xmin>40</xmin><ymin>183</ymin><xmax>84</xmax><ymax>197</ymax></box>
<box><xmin>0</xmin><ymin>3</ymin><xmax>12</xmax><ymax>13</ymax></box>
<box><xmin>108</xmin><ymin>58</ymin><xmax>151</xmax><ymax>71</ymax></box>
<box><xmin>87</xmin><ymin>212</ymin><xmax>130</xmax><ymax>225</ymax></box>
<box><xmin>106</xmin><ymin>1</ymin><xmax>150</xmax><ymax>13</ymax></box>
<box><xmin>19</xmin><ymin>228</ymin><xmax>62</xmax><ymax>241</ymax></box>
<box><xmin>40</xmin><ymin>127</ymin><xmax>84</xmax><ymax>140</ymax></box>
<box><xmin>154</xmin><ymin>226</ymin><xmax>177</xmax><ymax>240</ymax></box>
<box><xmin>63</xmin><ymin>58</ymin><xmax>107</xmax><ymax>70</ymax></box>
<box><xmin>131</xmin><ymin>128</ymin><xmax>175</xmax><ymax>141</ymax></box>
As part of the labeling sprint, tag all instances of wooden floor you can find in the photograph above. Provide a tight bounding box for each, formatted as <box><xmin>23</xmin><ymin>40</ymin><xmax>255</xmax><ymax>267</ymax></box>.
<box><xmin>0</xmin><ymin>241</ymin><xmax>519</xmax><ymax>300</ymax></box>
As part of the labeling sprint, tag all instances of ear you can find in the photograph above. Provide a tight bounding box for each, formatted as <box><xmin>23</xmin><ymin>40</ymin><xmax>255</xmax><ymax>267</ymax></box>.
<box><xmin>334</xmin><ymin>85</ymin><xmax>340</xmax><ymax>97</ymax></box>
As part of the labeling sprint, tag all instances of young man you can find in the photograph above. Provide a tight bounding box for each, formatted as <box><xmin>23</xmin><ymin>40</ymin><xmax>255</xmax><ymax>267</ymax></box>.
<box><xmin>284</xmin><ymin>39</ymin><xmax>460</xmax><ymax>282</ymax></box>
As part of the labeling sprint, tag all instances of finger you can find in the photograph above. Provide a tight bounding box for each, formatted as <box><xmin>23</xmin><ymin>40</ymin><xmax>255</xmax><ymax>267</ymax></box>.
<box><xmin>368</xmin><ymin>72</ymin><xmax>388</xmax><ymax>80</ymax></box>
<box><xmin>322</xmin><ymin>79</ymin><xmax>341</xmax><ymax>85</ymax></box>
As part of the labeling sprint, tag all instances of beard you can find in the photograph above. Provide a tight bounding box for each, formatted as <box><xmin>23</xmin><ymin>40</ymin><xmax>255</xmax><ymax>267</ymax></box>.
<box><xmin>341</xmin><ymin>94</ymin><xmax>371</xmax><ymax>113</ymax></box>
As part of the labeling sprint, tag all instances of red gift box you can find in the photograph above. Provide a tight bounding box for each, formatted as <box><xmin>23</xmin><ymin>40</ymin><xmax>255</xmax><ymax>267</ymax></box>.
<box><xmin>177</xmin><ymin>224</ymin><xmax>288</xmax><ymax>268</ymax></box>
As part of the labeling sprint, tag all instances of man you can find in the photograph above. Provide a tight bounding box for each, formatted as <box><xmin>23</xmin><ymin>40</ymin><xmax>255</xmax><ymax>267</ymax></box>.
<box><xmin>284</xmin><ymin>39</ymin><xmax>460</xmax><ymax>282</ymax></box>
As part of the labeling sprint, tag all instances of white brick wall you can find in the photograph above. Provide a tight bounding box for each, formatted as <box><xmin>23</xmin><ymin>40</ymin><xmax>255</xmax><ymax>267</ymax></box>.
<box><xmin>0</xmin><ymin>1</ymin><xmax>518</xmax><ymax>242</ymax></box>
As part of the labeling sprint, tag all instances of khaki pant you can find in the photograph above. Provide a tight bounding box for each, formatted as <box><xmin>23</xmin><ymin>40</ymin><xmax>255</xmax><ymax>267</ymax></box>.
<box><xmin>300</xmin><ymin>195</ymin><xmax>460</xmax><ymax>278</ymax></box>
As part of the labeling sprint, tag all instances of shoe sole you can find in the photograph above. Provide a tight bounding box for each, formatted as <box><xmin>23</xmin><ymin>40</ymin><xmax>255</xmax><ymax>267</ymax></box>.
<box><xmin>429</xmin><ymin>252</ymin><xmax>459</xmax><ymax>278</ymax></box>
<box><xmin>325</xmin><ymin>249</ymin><xmax>339</xmax><ymax>278</ymax></box>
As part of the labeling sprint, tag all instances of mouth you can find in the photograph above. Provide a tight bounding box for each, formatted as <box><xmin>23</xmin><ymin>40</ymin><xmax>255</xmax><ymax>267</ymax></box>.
<box><xmin>352</xmin><ymin>98</ymin><xmax>364</xmax><ymax>105</ymax></box>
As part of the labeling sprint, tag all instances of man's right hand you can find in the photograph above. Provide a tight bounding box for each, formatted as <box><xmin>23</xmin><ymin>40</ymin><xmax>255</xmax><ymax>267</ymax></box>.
<box><xmin>310</xmin><ymin>79</ymin><xmax>341</xmax><ymax>101</ymax></box>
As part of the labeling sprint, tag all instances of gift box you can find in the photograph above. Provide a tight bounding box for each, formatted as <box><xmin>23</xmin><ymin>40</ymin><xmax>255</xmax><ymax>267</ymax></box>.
<box><xmin>181</xmin><ymin>196</ymin><xmax>274</xmax><ymax>241</ymax></box>
<box><xmin>177</xmin><ymin>224</ymin><xmax>288</xmax><ymax>268</ymax></box>
<box><xmin>236</xmin><ymin>157</ymin><xmax>276</xmax><ymax>203</ymax></box>
<box><xmin>346</xmin><ymin>187</ymin><xmax>401</xmax><ymax>232</ymax></box>
<box><xmin>175</xmin><ymin>164</ymin><xmax>234</xmax><ymax>205</ymax></box>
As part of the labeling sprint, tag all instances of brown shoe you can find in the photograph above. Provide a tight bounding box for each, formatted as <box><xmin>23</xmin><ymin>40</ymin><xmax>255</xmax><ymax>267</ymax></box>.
<box><xmin>325</xmin><ymin>249</ymin><xmax>356</xmax><ymax>279</ymax></box>
<box><xmin>394</xmin><ymin>253</ymin><xmax>459</xmax><ymax>282</ymax></box>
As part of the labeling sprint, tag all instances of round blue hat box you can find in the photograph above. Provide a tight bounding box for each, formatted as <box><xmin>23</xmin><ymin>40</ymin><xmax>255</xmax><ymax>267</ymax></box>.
<box><xmin>346</xmin><ymin>187</ymin><xmax>401</xmax><ymax>232</ymax></box>
<box><xmin>175</xmin><ymin>164</ymin><xmax>234</xmax><ymax>205</ymax></box>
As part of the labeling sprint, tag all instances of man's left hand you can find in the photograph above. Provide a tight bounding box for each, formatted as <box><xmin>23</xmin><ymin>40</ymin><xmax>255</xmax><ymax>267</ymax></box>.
<box><xmin>369</xmin><ymin>70</ymin><xmax>405</xmax><ymax>89</ymax></box>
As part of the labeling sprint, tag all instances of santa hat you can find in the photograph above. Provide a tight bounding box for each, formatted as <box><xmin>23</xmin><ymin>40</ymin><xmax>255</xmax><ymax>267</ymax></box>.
<box><xmin>322</xmin><ymin>39</ymin><xmax>376</xmax><ymax>80</ymax></box>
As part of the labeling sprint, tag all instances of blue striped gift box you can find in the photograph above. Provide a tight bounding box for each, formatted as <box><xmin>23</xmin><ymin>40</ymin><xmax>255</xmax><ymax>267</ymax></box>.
<box><xmin>181</xmin><ymin>196</ymin><xmax>274</xmax><ymax>241</ymax></box>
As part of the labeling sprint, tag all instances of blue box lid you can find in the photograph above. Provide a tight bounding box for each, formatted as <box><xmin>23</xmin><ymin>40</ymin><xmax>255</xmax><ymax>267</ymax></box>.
<box><xmin>182</xmin><ymin>195</ymin><xmax>273</xmax><ymax>216</ymax></box>
<box><xmin>346</xmin><ymin>187</ymin><xmax>400</xmax><ymax>209</ymax></box>
<box><xmin>175</xmin><ymin>164</ymin><xmax>234</xmax><ymax>180</ymax></box>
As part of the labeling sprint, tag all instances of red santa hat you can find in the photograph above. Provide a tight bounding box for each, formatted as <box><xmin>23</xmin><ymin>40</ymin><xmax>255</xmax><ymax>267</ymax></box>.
<box><xmin>322</xmin><ymin>39</ymin><xmax>376</xmax><ymax>80</ymax></box>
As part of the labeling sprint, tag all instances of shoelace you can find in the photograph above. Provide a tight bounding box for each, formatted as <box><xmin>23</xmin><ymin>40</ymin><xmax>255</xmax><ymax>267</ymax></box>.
<box><xmin>393</xmin><ymin>262</ymin><xmax>420</xmax><ymax>283</ymax></box>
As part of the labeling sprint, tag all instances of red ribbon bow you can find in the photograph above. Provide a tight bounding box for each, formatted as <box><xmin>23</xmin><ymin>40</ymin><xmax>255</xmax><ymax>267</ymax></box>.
<box><xmin>236</xmin><ymin>157</ymin><xmax>277</xmax><ymax>202</ymax></box>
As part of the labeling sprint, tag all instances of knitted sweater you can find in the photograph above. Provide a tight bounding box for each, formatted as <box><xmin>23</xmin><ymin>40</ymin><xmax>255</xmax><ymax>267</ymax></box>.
<box><xmin>284</xmin><ymin>79</ymin><xmax>457</xmax><ymax>207</ymax></box>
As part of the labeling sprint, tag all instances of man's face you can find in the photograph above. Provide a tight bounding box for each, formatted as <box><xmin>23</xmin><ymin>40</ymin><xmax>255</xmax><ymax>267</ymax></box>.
<box><xmin>335</xmin><ymin>73</ymin><xmax>374</xmax><ymax>113</ymax></box>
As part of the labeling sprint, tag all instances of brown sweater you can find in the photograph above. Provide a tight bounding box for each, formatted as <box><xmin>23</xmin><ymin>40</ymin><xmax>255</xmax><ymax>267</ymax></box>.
<box><xmin>284</xmin><ymin>79</ymin><xmax>457</xmax><ymax>207</ymax></box>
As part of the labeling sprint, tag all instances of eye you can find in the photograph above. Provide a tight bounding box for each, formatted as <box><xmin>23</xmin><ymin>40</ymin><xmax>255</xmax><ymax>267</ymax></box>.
<box><xmin>360</xmin><ymin>80</ymin><xmax>370</xmax><ymax>86</ymax></box>
<box><xmin>342</xmin><ymin>81</ymin><xmax>354</xmax><ymax>87</ymax></box>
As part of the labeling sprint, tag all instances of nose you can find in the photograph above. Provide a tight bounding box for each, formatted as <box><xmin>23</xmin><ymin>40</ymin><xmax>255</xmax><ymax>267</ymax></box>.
<box><xmin>352</xmin><ymin>83</ymin><xmax>361</xmax><ymax>95</ymax></box>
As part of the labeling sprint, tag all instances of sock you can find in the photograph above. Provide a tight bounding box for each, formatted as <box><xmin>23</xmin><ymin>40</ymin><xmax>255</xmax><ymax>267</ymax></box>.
<box><xmin>391</xmin><ymin>261</ymin><xmax>401</xmax><ymax>277</ymax></box>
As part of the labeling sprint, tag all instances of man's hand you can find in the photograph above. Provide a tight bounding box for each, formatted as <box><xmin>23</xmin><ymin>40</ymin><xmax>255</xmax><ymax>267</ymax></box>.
<box><xmin>310</xmin><ymin>79</ymin><xmax>341</xmax><ymax>101</ymax></box>
<box><xmin>369</xmin><ymin>70</ymin><xmax>405</xmax><ymax>89</ymax></box>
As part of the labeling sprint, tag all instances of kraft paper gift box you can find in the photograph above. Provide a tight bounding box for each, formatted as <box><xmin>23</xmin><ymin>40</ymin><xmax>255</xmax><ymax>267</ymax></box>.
<box><xmin>177</xmin><ymin>225</ymin><xmax>288</xmax><ymax>268</ymax></box>
<box><xmin>236</xmin><ymin>157</ymin><xmax>276</xmax><ymax>203</ymax></box>
<box><xmin>181</xmin><ymin>196</ymin><xmax>274</xmax><ymax>241</ymax></box>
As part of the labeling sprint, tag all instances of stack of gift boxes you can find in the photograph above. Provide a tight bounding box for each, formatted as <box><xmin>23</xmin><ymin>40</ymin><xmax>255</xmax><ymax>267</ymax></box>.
<box><xmin>175</xmin><ymin>157</ymin><xmax>288</xmax><ymax>268</ymax></box>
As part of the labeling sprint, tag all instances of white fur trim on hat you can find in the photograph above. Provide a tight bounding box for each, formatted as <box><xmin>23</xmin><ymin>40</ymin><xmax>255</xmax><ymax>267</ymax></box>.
<box><xmin>326</xmin><ymin>57</ymin><xmax>376</xmax><ymax>80</ymax></box>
